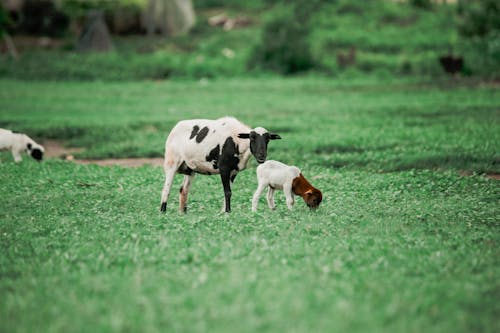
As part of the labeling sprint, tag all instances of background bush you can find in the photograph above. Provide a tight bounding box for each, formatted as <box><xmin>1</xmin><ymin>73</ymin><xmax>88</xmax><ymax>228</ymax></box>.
<box><xmin>247</xmin><ymin>1</ymin><xmax>320</xmax><ymax>75</ymax></box>
<box><xmin>456</xmin><ymin>0</ymin><xmax>500</xmax><ymax>78</ymax></box>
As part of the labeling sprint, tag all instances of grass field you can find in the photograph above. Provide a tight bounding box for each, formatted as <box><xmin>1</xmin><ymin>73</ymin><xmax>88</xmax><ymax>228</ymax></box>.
<box><xmin>0</xmin><ymin>77</ymin><xmax>499</xmax><ymax>332</ymax></box>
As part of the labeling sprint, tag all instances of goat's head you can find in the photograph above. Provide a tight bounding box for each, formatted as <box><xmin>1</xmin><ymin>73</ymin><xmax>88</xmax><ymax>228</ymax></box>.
<box><xmin>303</xmin><ymin>188</ymin><xmax>322</xmax><ymax>209</ymax></box>
<box><xmin>238</xmin><ymin>127</ymin><xmax>281</xmax><ymax>163</ymax></box>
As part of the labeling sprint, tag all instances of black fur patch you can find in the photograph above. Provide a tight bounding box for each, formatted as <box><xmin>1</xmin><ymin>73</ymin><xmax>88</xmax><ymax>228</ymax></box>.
<box><xmin>219</xmin><ymin>137</ymin><xmax>240</xmax><ymax>171</ymax></box>
<box><xmin>160</xmin><ymin>202</ymin><xmax>167</xmax><ymax>212</ymax></box>
<box><xmin>195</xmin><ymin>126</ymin><xmax>209</xmax><ymax>143</ymax></box>
<box><xmin>178</xmin><ymin>161</ymin><xmax>194</xmax><ymax>175</ymax></box>
<box><xmin>27</xmin><ymin>143</ymin><xmax>32</xmax><ymax>150</ymax></box>
<box><xmin>179</xmin><ymin>186</ymin><xmax>183</xmax><ymax>193</ymax></box>
<box><xmin>31</xmin><ymin>148</ymin><xmax>43</xmax><ymax>161</ymax></box>
<box><xmin>190</xmin><ymin>125</ymin><xmax>200</xmax><ymax>139</ymax></box>
<box><xmin>205</xmin><ymin>144</ymin><xmax>220</xmax><ymax>169</ymax></box>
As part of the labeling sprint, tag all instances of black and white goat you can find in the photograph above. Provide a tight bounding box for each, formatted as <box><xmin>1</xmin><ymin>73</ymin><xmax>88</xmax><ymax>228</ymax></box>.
<box><xmin>160</xmin><ymin>117</ymin><xmax>281</xmax><ymax>213</ymax></box>
<box><xmin>0</xmin><ymin>129</ymin><xmax>44</xmax><ymax>162</ymax></box>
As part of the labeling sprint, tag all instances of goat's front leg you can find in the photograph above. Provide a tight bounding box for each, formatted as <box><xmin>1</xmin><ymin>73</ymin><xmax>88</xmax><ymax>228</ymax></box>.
<box><xmin>220</xmin><ymin>168</ymin><xmax>232</xmax><ymax>213</ymax></box>
<box><xmin>12</xmin><ymin>149</ymin><xmax>22</xmax><ymax>162</ymax></box>
<box><xmin>252</xmin><ymin>182</ymin><xmax>267</xmax><ymax>212</ymax></box>
<box><xmin>283</xmin><ymin>183</ymin><xmax>295</xmax><ymax>210</ymax></box>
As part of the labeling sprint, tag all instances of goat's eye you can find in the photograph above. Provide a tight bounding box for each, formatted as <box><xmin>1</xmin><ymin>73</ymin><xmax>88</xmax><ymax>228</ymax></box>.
<box><xmin>250</xmin><ymin>133</ymin><xmax>256</xmax><ymax>139</ymax></box>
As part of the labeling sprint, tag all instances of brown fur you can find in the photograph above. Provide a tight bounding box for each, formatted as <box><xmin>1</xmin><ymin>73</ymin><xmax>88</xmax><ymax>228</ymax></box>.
<box><xmin>292</xmin><ymin>173</ymin><xmax>322</xmax><ymax>209</ymax></box>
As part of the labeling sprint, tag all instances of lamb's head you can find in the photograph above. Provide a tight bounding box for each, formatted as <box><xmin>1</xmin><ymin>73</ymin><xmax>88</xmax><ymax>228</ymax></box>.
<box><xmin>303</xmin><ymin>188</ymin><xmax>322</xmax><ymax>209</ymax></box>
<box><xmin>26</xmin><ymin>140</ymin><xmax>44</xmax><ymax>161</ymax></box>
<box><xmin>238</xmin><ymin>127</ymin><xmax>281</xmax><ymax>163</ymax></box>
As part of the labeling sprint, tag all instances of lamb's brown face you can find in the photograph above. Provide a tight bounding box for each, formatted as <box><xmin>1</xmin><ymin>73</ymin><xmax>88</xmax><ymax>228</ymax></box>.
<box><xmin>304</xmin><ymin>189</ymin><xmax>322</xmax><ymax>209</ymax></box>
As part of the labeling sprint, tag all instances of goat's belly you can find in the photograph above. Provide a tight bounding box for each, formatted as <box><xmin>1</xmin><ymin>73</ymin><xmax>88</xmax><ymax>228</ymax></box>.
<box><xmin>269</xmin><ymin>183</ymin><xmax>284</xmax><ymax>190</ymax></box>
<box><xmin>187</xmin><ymin>160</ymin><xmax>219</xmax><ymax>175</ymax></box>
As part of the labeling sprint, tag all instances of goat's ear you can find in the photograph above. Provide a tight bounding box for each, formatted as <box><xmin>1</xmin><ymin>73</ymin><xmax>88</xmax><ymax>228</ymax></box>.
<box><xmin>238</xmin><ymin>133</ymin><xmax>250</xmax><ymax>139</ymax></box>
<box><xmin>269</xmin><ymin>133</ymin><xmax>281</xmax><ymax>140</ymax></box>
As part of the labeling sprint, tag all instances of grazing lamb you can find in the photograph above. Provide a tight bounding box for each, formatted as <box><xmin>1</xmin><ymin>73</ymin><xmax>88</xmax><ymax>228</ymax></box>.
<box><xmin>252</xmin><ymin>160</ymin><xmax>322</xmax><ymax>212</ymax></box>
<box><xmin>160</xmin><ymin>117</ymin><xmax>281</xmax><ymax>214</ymax></box>
<box><xmin>0</xmin><ymin>129</ymin><xmax>44</xmax><ymax>162</ymax></box>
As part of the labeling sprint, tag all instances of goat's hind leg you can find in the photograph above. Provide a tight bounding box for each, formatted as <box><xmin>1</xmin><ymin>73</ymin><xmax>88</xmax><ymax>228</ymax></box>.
<box><xmin>266</xmin><ymin>186</ymin><xmax>276</xmax><ymax>210</ymax></box>
<box><xmin>160</xmin><ymin>160</ymin><xmax>180</xmax><ymax>212</ymax></box>
<box><xmin>179</xmin><ymin>174</ymin><xmax>195</xmax><ymax>214</ymax></box>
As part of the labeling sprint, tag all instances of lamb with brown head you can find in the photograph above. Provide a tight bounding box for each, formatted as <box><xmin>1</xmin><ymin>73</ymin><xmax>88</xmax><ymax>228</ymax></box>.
<box><xmin>252</xmin><ymin>160</ymin><xmax>322</xmax><ymax>211</ymax></box>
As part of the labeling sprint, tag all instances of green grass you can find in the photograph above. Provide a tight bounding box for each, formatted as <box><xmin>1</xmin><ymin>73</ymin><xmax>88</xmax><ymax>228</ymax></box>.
<box><xmin>0</xmin><ymin>77</ymin><xmax>499</xmax><ymax>332</ymax></box>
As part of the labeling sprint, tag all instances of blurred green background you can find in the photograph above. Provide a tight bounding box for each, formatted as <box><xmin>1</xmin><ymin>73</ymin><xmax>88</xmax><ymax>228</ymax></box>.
<box><xmin>1</xmin><ymin>0</ymin><xmax>499</xmax><ymax>80</ymax></box>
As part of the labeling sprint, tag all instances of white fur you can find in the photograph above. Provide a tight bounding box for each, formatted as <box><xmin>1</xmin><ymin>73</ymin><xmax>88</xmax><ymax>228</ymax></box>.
<box><xmin>0</xmin><ymin>128</ymin><xmax>44</xmax><ymax>162</ymax></box>
<box><xmin>252</xmin><ymin>160</ymin><xmax>301</xmax><ymax>211</ymax></box>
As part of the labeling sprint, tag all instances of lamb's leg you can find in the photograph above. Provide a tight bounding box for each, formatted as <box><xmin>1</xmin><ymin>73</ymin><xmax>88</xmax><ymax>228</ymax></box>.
<box><xmin>12</xmin><ymin>149</ymin><xmax>22</xmax><ymax>162</ymax></box>
<box><xmin>252</xmin><ymin>182</ymin><xmax>267</xmax><ymax>212</ymax></box>
<box><xmin>266</xmin><ymin>186</ymin><xmax>276</xmax><ymax>210</ymax></box>
<box><xmin>283</xmin><ymin>183</ymin><xmax>295</xmax><ymax>210</ymax></box>
<box><xmin>179</xmin><ymin>174</ymin><xmax>195</xmax><ymax>214</ymax></box>
<box><xmin>160</xmin><ymin>161</ymin><xmax>178</xmax><ymax>212</ymax></box>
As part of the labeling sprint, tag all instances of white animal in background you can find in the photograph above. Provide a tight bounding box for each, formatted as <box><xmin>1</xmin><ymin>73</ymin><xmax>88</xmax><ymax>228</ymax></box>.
<box><xmin>160</xmin><ymin>116</ymin><xmax>281</xmax><ymax>214</ymax></box>
<box><xmin>252</xmin><ymin>160</ymin><xmax>322</xmax><ymax>212</ymax></box>
<box><xmin>0</xmin><ymin>129</ymin><xmax>44</xmax><ymax>162</ymax></box>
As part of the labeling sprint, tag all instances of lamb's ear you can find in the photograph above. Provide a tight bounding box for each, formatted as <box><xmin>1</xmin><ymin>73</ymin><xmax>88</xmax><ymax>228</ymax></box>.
<box><xmin>26</xmin><ymin>143</ymin><xmax>32</xmax><ymax>150</ymax></box>
<box><xmin>238</xmin><ymin>133</ymin><xmax>250</xmax><ymax>139</ymax></box>
<box><xmin>269</xmin><ymin>133</ymin><xmax>281</xmax><ymax>140</ymax></box>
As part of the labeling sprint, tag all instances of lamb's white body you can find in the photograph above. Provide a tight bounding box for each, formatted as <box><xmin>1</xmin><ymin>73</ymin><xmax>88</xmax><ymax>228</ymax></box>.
<box><xmin>0</xmin><ymin>129</ymin><xmax>44</xmax><ymax>162</ymax></box>
<box><xmin>252</xmin><ymin>160</ymin><xmax>301</xmax><ymax>211</ymax></box>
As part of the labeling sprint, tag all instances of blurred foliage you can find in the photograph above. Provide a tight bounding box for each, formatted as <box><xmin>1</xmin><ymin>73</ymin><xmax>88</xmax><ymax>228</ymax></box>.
<box><xmin>57</xmin><ymin>0</ymin><xmax>146</xmax><ymax>17</ymax></box>
<box><xmin>409</xmin><ymin>0</ymin><xmax>432</xmax><ymax>10</ymax></box>
<box><xmin>0</xmin><ymin>6</ymin><xmax>6</xmax><ymax>36</ymax></box>
<box><xmin>1</xmin><ymin>0</ymin><xmax>498</xmax><ymax>79</ymax></box>
<box><xmin>456</xmin><ymin>0</ymin><xmax>500</xmax><ymax>78</ymax></box>
<box><xmin>247</xmin><ymin>0</ymin><xmax>322</xmax><ymax>74</ymax></box>
<box><xmin>457</xmin><ymin>0</ymin><xmax>500</xmax><ymax>38</ymax></box>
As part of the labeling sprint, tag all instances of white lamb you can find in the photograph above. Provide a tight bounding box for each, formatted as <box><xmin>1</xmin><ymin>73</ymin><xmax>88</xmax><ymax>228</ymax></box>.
<box><xmin>252</xmin><ymin>160</ymin><xmax>322</xmax><ymax>211</ymax></box>
<box><xmin>0</xmin><ymin>129</ymin><xmax>44</xmax><ymax>162</ymax></box>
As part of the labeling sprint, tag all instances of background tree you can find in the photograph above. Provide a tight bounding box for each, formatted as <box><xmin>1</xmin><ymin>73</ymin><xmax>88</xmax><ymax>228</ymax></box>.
<box><xmin>0</xmin><ymin>4</ymin><xmax>18</xmax><ymax>58</ymax></box>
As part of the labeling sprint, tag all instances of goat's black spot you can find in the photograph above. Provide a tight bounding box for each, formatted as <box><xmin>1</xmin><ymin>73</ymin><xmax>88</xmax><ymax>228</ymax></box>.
<box><xmin>27</xmin><ymin>143</ymin><xmax>32</xmax><ymax>150</ymax></box>
<box><xmin>220</xmin><ymin>137</ymin><xmax>240</xmax><ymax>172</ymax></box>
<box><xmin>31</xmin><ymin>148</ymin><xmax>43</xmax><ymax>161</ymax></box>
<box><xmin>190</xmin><ymin>125</ymin><xmax>200</xmax><ymax>139</ymax></box>
<box><xmin>195</xmin><ymin>126</ymin><xmax>209</xmax><ymax>143</ymax></box>
<box><xmin>205</xmin><ymin>144</ymin><xmax>220</xmax><ymax>169</ymax></box>
<box><xmin>178</xmin><ymin>161</ymin><xmax>194</xmax><ymax>175</ymax></box>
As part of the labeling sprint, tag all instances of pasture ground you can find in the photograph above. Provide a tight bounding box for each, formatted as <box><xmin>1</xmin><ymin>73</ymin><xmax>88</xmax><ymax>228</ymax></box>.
<box><xmin>0</xmin><ymin>77</ymin><xmax>499</xmax><ymax>332</ymax></box>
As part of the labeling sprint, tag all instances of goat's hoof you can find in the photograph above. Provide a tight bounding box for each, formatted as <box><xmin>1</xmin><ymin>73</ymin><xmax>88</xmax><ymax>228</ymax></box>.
<box><xmin>160</xmin><ymin>202</ymin><xmax>167</xmax><ymax>212</ymax></box>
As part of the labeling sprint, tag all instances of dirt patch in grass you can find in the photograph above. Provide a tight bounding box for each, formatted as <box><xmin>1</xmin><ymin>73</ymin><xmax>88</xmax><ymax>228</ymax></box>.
<box><xmin>43</xmin><ymin>140</ymin><xmax>84</xmax><ymax>158</ymax></box>
<box><xmin>77</xmin><ymin>158</ymin><xmax>163</xmax><ymax>168</ymax></box>
<box><xmin>43</xmin><ymin>140</ymin><xmax>163</xmax><ymax>168</ymax></box>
